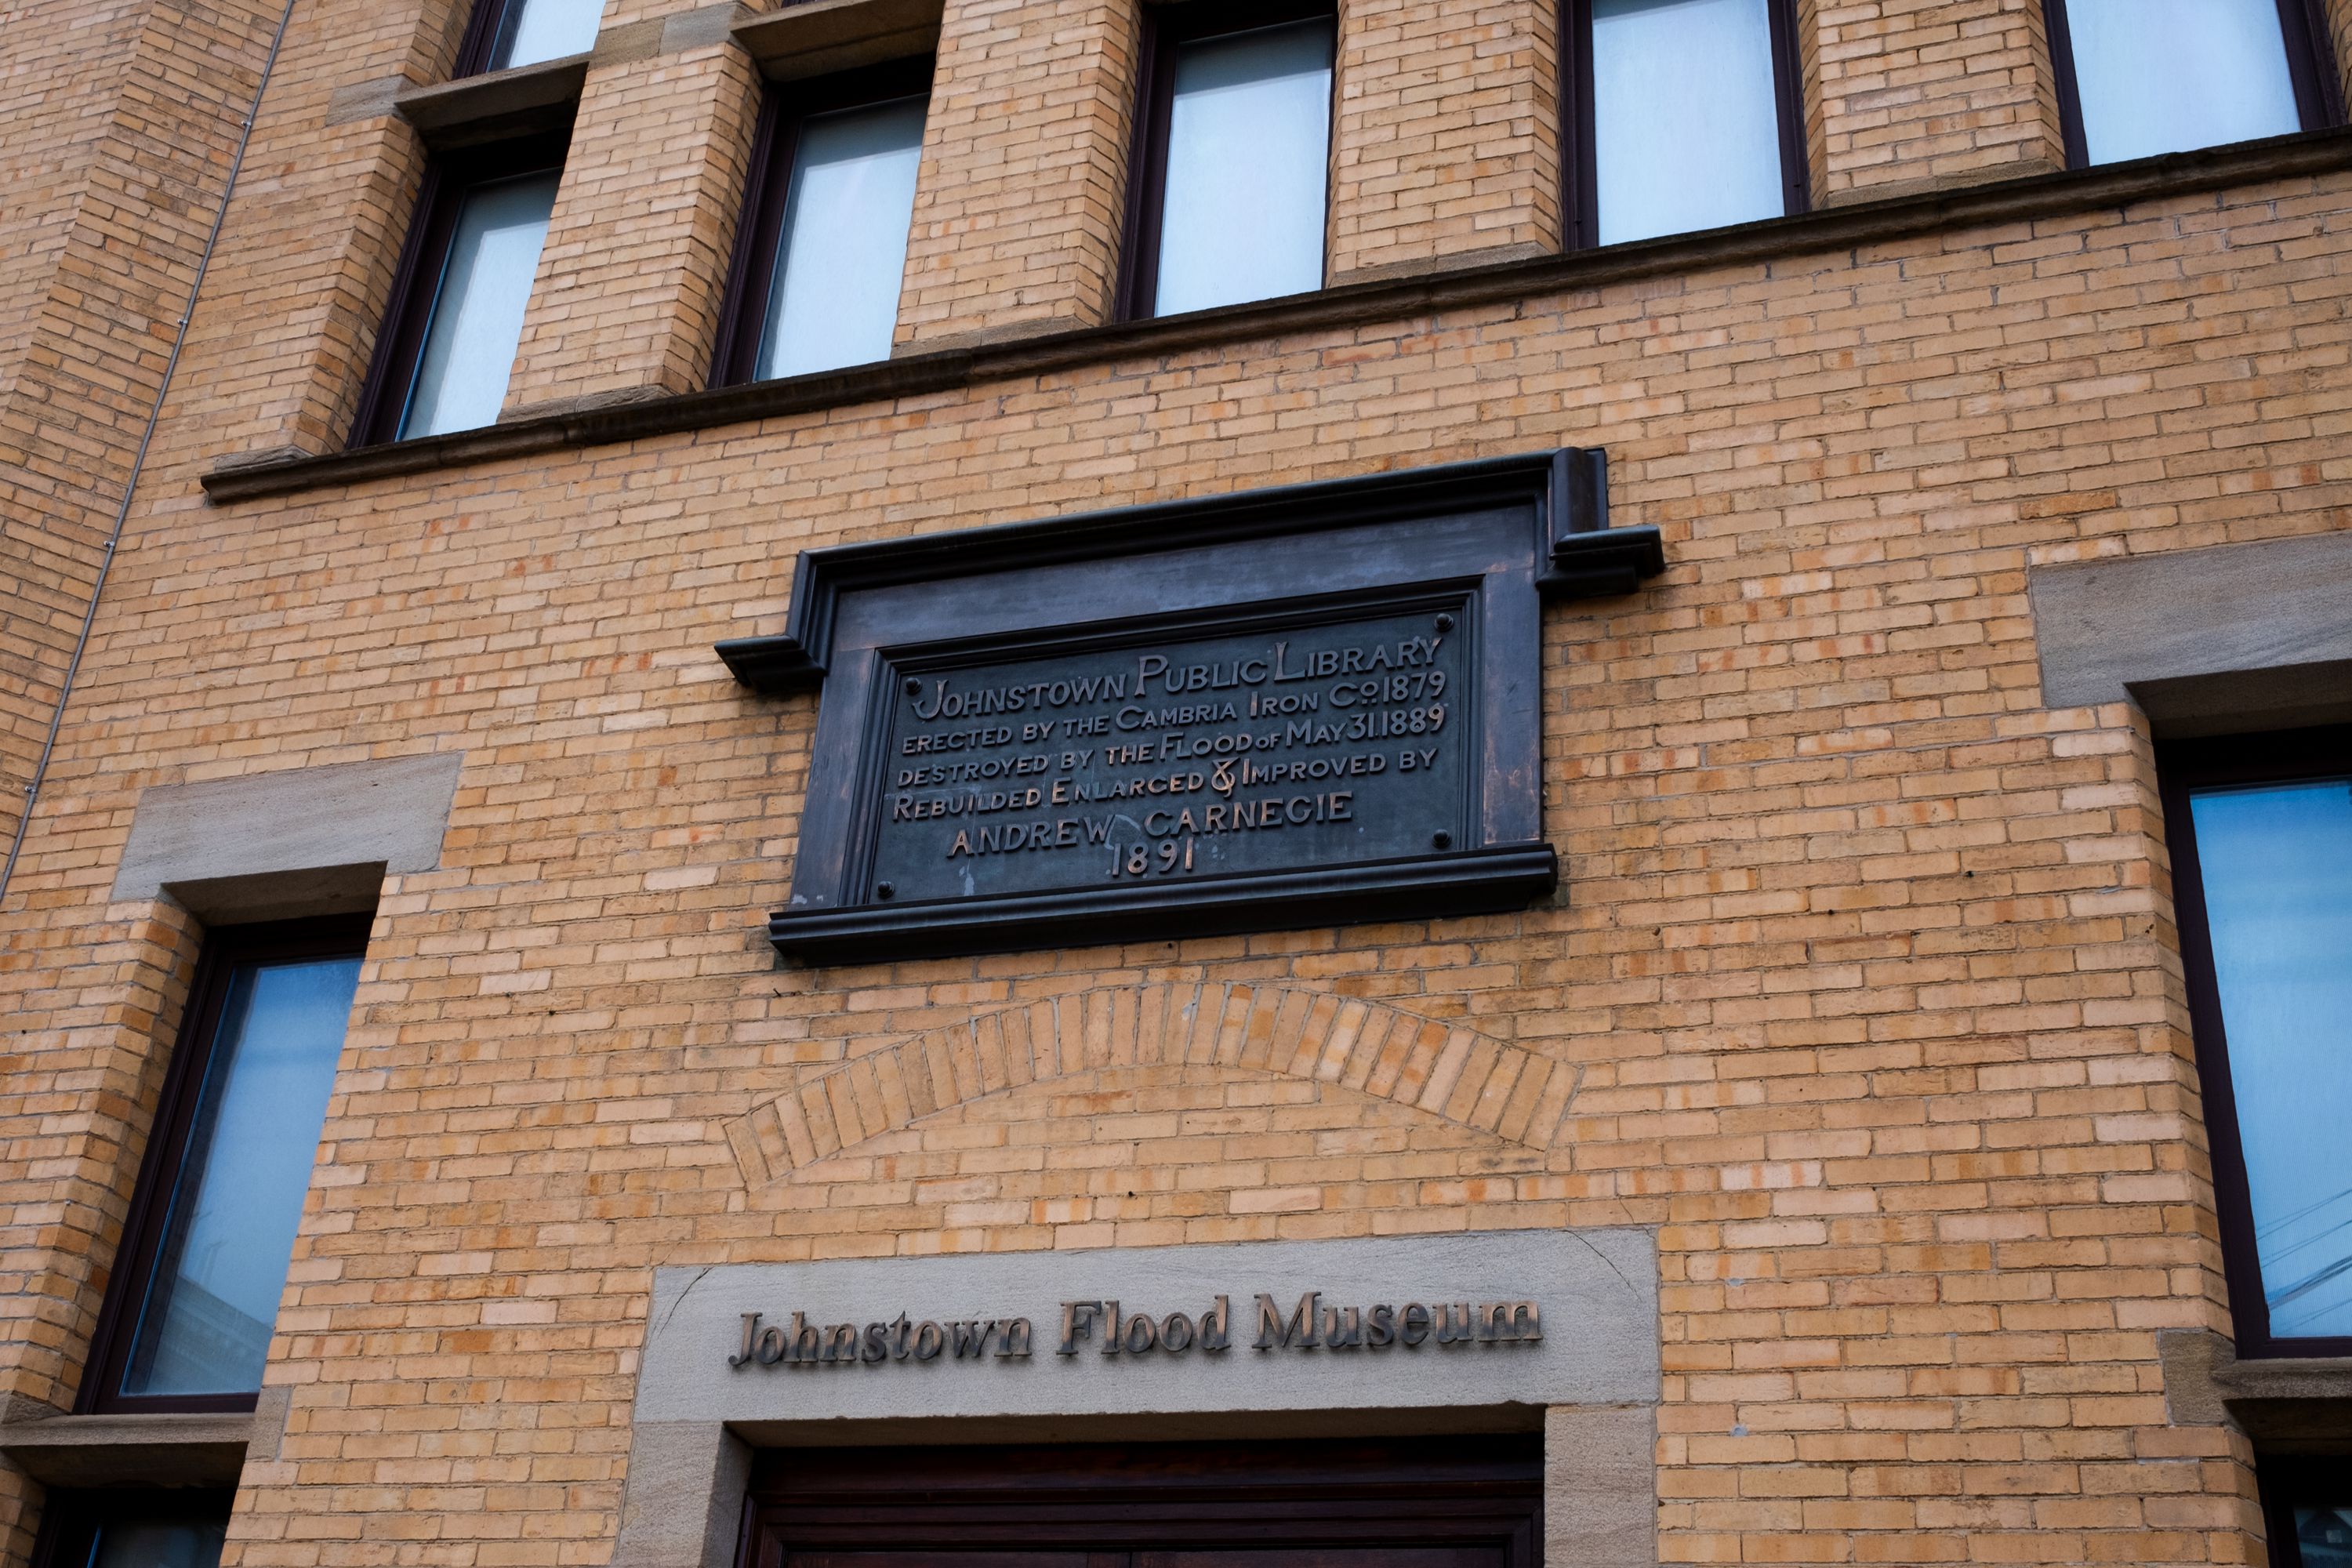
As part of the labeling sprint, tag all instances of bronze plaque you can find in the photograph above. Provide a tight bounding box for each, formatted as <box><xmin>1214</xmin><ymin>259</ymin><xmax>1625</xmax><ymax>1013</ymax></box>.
<box><xmin>870</xmin><ymin>604</ymin><xmax>1469</xmax><ymax>905</ymax></box>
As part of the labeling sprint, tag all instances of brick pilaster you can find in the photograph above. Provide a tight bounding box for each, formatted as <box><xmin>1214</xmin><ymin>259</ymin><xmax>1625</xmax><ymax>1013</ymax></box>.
<box><xmin>1327</xmin><ymin>0</ymin><xmax>1563</xmax><ymax>285</ymax></box>
<box><xmin>891</xmin><ymin>0</ymin><xmax>1139</xmax><ymax>351</ymax></box>
<box><xmin>1799</xmin><ymin>0</ymin><xmax>2067</xmax><ymax>207</ymax></box>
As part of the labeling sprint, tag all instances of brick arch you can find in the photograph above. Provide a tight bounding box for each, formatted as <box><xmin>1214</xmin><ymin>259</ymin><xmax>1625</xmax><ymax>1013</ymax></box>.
<box><xmin>720</xmin><ymin>983</ymin><xmax>1578</xmax><ymax>1189</ymax></box>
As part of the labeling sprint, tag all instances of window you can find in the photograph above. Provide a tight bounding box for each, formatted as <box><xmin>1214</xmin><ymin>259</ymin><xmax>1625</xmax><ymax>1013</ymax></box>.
<box><xmin>1118</xmin><ymin>2</ymin><xmax>1335</xmax><ymax>320</ymax></box>
<box><xmin>2262</xmin><ymin>1457</ymin><xmax>2352</xmax><ymax>1568</ymax></box>
<box><xmin>81</xmin><ymin>919</ymin><xmax>366</xmax><ymax>1412</ymax></box>
<box><xmin>2160</xmin><ymin>726</ymin><xmax>2352</xmax><ymax>1357</ymax></box>
<box><xmin>1566</xmin><ymin>0</ymin><xmax>1807</xmax><ymax>248</ymax></box>
<box><xmin>2044</xmin><ymin>0</ymin><xmax>2340</xmax><ymax>167</ymax></box>
<box><xmin>31</xmin><ymin>1492</ymin><xmax>231</xmax><ymax>1568</ymax></box>
<box><xmin>713</xmin><ymin>61</ymin><xmax>931</xmax><ymax>386</ymax></box>
<box><xmin>352</xmin><ymin>136</ymin><xmax>564</xmax><ymax>446</ymax></box>
<box><xmin>456</xmin><ymin>0</ymin><xmax>607</xmax><ymax>75</ymax></box>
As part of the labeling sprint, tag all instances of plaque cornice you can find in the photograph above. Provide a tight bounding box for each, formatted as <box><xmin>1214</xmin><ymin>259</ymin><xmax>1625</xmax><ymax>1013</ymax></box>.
<box><xmin>715</xmin><ymin>448</ymin><xmax>1658</xmax><ymax>698</ymax></box>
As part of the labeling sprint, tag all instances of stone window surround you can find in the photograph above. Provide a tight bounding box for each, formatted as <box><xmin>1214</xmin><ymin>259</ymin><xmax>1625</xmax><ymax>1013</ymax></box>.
<box><xmin>615</xmin><ymin>1231</ymin><xmax>1666</xmax><ymax>1568</ymax></box>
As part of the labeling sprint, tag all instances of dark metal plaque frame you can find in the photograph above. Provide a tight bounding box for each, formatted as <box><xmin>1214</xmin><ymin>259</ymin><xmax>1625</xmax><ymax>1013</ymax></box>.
<box><xmin>720</xmin><ymin>448</ymin><xmax>1664</xmax><ymax>963</ymax></box>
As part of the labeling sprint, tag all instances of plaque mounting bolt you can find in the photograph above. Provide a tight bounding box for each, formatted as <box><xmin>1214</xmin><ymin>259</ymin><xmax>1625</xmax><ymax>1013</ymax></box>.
<box><xmin>904</xmin><ymin>677</ymin><xmax>920</xmax><ymax>695</ymax></box>
<box><xmin>875</xmin><ymin>882</ymin><xmax>895</xmax><ymax>899</ymax></box>
<box><xmin>1435</xmin><ymin>613</ymin><xmax>1454</xmax><ymax>633</ymax></box>
<box><xmin>1431</xmin><ymin>831</ymin><xmax>1452</xmax><ymax>850</ymax></box>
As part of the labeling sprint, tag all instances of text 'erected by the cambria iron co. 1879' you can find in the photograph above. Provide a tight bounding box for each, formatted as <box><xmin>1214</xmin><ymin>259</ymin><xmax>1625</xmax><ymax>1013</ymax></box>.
<box><xmin>725</xmin><ymin>1290</ymin><xmax>1543</xmax><ymax>1370</ymax></box>
<box><xmin>871</xmin><ymin>604</ymin><xmax>1471</xmax><ymax>903</ymax></box>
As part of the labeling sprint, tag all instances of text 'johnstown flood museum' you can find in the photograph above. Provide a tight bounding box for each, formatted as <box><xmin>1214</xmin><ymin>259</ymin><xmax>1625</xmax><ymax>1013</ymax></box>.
<box><xmin>3</xmin><ymin>0</ymin><xmax>2352</xmax><ymax>1562</ymax></box>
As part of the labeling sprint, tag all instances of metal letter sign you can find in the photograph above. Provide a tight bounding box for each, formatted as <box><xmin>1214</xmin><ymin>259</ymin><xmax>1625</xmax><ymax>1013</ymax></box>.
<box><xmin>717</xmin><ymin>450</ymin><xmax>1663</xmax><ymax>962</ymax></box>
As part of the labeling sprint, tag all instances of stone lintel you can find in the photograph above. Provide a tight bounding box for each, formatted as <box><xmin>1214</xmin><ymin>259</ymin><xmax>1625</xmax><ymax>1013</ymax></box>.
<box><xmin>111</xmin><ymin>752</ymin><xmax>464</xmax><ymax>916</ymax></box>
<box><xmin>2029</xmin><ymin>532</ymin><xmax>2352</xmax><ymax>735</ymax></box>
<box><xmin>0</xmin><ymin>1407</ymin><xmax>260</xmax><ymax>1487</ymax></box>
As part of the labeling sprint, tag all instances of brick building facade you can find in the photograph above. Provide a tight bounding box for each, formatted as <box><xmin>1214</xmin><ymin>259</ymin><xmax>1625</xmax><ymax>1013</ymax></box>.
<box><xmin>3</xmin><ymin>0</ymin><xmax>2351</xmax><ymax>1564</ymax></box>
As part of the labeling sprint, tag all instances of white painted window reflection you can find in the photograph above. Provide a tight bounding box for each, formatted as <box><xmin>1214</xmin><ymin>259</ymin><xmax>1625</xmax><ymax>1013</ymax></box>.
<box><xmin>2063</xmin><ymin>0</ymin><xmax>2302</xmax><ymax>165</ymax></box>
<box><xmin>488</xmin><ymin>0</ymin><xmax>605</xmax><ymax>71</ymax></box>
<box><xmin>2190</xmin><ymin>776</ymin><xmax>2352</xmax><ymax>1341</ymax></box>
<box><xmin>1591</xmin><ymin>0</ymin><xmax>1787</xmax><ymax>245</ymax></box>
<box><xmin>1151</xmin><ymin>17</ymin><xmax>1333</xmax><ymax>317</ymax></box>
<box><xmin>755</xmin><ymin>95</ymin><xmax>927</xmax><ymax>381</ymax></box>
<box><xmin>397</xmin><ymin>169</ymin><xmax>559</xmax><ymax>441</ymax></box>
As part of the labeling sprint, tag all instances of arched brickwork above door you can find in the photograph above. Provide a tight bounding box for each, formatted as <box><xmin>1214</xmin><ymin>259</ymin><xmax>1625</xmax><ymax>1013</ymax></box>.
<box><xmin>720</xmin><ymin>985</ymin><xmax>1579</xmax><ymax>1190</ymax></box>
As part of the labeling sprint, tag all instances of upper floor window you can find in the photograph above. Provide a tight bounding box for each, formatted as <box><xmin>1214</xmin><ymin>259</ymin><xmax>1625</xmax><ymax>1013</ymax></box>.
<box><xmin>714</xmin><ymin>61</ymin><xmax>931</xmax><ymax>385</ymax></box>
<box><xmin>353</xmin><ymin>137</ymin><xmax>564</xmax><ymax>445</ymax></box>
<box><xmin>458</xmin><ymin>0</ymin><xmax>607</xmax><ymax>75</ymax></box>
<box><xmin>1120</xmin><ymin>2</ymin><xmax>1335</xmax><ymax>319</ymax></box>
<box><xmin>82</xmin><ymin>920</ymin><xmax>366</xmax><ymax>1411</ymax></box>
<box><xmin>1568</xmin><ymin>0</ymin><xmax>1806</xmax><ymax>247</ymax></box>
<box><xmin>2161</xmin><ymin>727</ymin><xmax>2352</xmax><ymax>1357</ymax></box>
<box><xmin>2045</xmin><ymin>0</ymin><xmax>2340</xmax><ymax>166</ymax></box>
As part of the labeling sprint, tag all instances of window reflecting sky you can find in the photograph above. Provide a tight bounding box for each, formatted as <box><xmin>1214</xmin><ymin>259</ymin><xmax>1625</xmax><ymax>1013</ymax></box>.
<box><xmin>758</xmin><ymin>96</ymin><xmax>927</xmax><ymax>381</ymax></box>
<box><xmin>399</xmin><ymin>171</ymin><xmax>559</xmax><ymax>441</ymax></box>
<box><xmin>2190</xmin><ymin>776</ymin><xmax>2352</xmax><ymax>1341</ymax></box>
<box><xmin>2065</xmin><ymin>0</ymin><xmax>2300</xmax><ymax>164</ymax></box>
<box><xmin>1591</xmin><ymin>0</ymin><xmax>1786</xmax><ymax>245</ymax></box>
<box><xmin>122</xmin><ymin>955</ymin><xmax>363</xmax><ymax>1396</ymax></box>
<box><xmin>1152</xmin><ymin>18</ymin><xmax>1332</xmax><ymax>316</ymax></box>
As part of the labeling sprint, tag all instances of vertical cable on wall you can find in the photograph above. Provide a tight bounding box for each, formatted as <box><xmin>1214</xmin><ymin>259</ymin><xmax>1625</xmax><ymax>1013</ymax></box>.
<box><xmin>0</xmin><ymin>0</ymin><xmax>304</xmax><ymax>913</ymax></box>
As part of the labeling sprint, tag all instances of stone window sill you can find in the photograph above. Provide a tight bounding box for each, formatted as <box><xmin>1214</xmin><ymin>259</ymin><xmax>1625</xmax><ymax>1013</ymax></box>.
<box><xmin>0</xmin><ymin>1394</ymin><xmax>288</xmax><ymax>1486</ymax></box>
<box><xmin>2161</xmin><ymin>1329</ymin><xmax>2352</xmax><ymax>1446</ymax></box>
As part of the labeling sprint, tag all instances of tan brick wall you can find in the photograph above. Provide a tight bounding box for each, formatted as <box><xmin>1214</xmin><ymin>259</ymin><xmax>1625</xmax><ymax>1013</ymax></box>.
<box><xmin>0</xmin><ymin>0</ymin><xmax>284</xmax><ymax>935</ymax></box>
<box><xmin>0</xmin><ymin>0</ymin><xmax>148</xmax><ymax>405</ymax></box>
<box><xmin>0</xmin><ymin>906</ymin><xmax>202</xmax><ymax>1560</ymax></box>
<box><xmin>505</xmin><ymin>43</ymin><xmax>763</xmax><ymax>414</ymax></box>
<box><xmin>11</xmin><ymin>150</ymin><xmax>2352</xmax><ymax>1561</ymax></box>
<box><xmin>1800</xmin><ymin>0</ymin><xmax>2065</xmax><ymax>205</ymax></box>
<box><xmin>892</xmin><ymin>0</ymin><xmax>1138</xmax><ymax>349</ymax></box>
<box><xmin>1327</xmin><ymin>0</ymin><xmax>1562</xmax><ymax>285</ymax></box>
<box><xmin>4</xmin><ymin>4</ymin><xmax>2350</xmax><ymax>1567</ymax></box>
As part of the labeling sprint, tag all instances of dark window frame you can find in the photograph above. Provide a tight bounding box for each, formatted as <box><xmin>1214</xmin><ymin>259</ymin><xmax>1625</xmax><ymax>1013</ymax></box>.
<box><xmin>348</xmin><ymin>130</ymin><xmax>571</xmax><ymax>450</ymax></box>
<box><xmin>78</xmin><ymin>916</ymin><xmax>372</xmax><ymax>1416</ymax></box>
<box><xmin>1112</xmin><ymin>0</ymin><xmax>1340</xmax><ymax>324</ymax></box>
<box><xmin>2042</xmin><ymin>0</ymin><xmax>2343</xmax><ymax>169</ymax></box>
<box><xmin>2158</xmin><ymin>723</ymin><xmax>2352</xmax><ymax>1361</ymax></box>
<box><xmin>451</xmin><ymin>0</ymin><xmax>512</xmax><ymax>79</ymax></box>
<box><xmin>739</xmin><ymin>1436</ymin><xmax>1544</xmax><ymax>1567</ymax></box>
<box><xmin>1559</xmin><ymin>0</ymin><xmax>1810</xmax><ymax>252</ymax></box>
<box><xmin>710</xmin><ymin>56</ymin><xmax>936</xmax><ymax>390</ymax></box>
<box><xmin>28</xmin><ymin>1488</ymin><xmax>236</xmax><ymax>1568</ymax></box>
<box><xmin>2259</xmin><ymin>1453</ymin><xmax>2352</xmax><ymax>1568</ymax></box>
